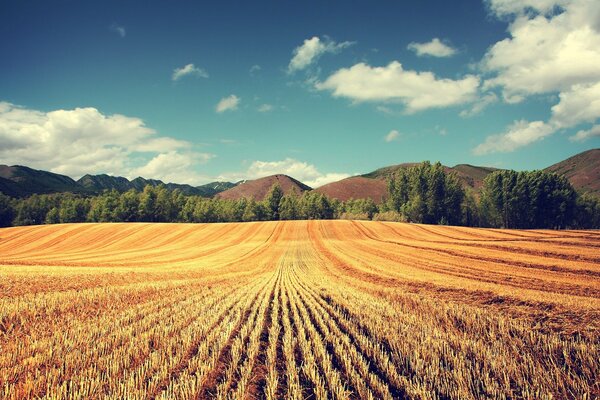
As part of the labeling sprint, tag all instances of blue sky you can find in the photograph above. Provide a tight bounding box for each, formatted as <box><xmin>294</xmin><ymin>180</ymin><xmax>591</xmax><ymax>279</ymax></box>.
<box><xmin>0</xmin><ymin>0</ymin><xmax>599</xmax><ymax>186</ymax></box>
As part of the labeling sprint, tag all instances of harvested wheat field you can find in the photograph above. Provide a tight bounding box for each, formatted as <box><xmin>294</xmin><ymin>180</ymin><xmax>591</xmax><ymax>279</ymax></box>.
<box><xmin>0</xmin><ymin>221</ymin><xmax>599</xmax><ymax>399</ymax></box>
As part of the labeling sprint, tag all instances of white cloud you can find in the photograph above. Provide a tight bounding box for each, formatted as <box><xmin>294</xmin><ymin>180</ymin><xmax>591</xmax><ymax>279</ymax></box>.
<box><xmin>288</xmin><ymin>36</ymin><xmax>354</xmax><ymax>73</ymax></box>
<box><xmin>384</xmin><ymin>130</ymin><xmax>400</xmax><ymax>142</ymax></box>
<box><xmin>110</xmin><ymin>23</ymin><xmax>126</xmax><ymax>38</ymax></box>
<box><xmin>482</xmin><ymin>0</ymin><xmax>600</xmax><ymax>99</ymax></box>
<box><xmin>475</xmin><ymin>0</ymin><xmax>600</xmax><ymax>153</ymax></box>
<box><xmin>570</xmin><ymin>124</ymin><xmax>600</xmax><ymax>141</ymax></box>
<box><xmin>473</xmin><ymin>120</ymin><xmax>554</xmax><ymax>154</ymax></box>
<box><xmin>130</xmin><ymin>151</ymin><xmax>214</xmax><ymax>184</ymax></box>
<box><xmin>172</xmin><ymin>63</ymin><xmax>209</xmax><ymax>81</ymax></box>
<box><xmin>316</xmin><ymin>61</ymin><xmax>479</xmax><ymax>113</ymax></box>
<box><xmin>219</xmin><ymin>158</ymin><xmax>350</xmax><ymax>188</ymax></box>
<box><xmin>486</xmin><ymin>0</ymin><xmax>571</xmax><ymax>17</ymax></box>
<box><xmin>459</xmin><ymin>92</ymin><xmax>499</xmax><ymax>117</ymax></box>
<box><xmin>257</xmin><ymin>104</ymin><xmax>274</xmax><ymax>113</ymax></box>
<box><xmin>550</xmin><ymin>81</ymin><xmax>600</xmax><ymax>128</ymax></box>
<box><xmin>216</xmin><ymin>95</ymin><xmax>240</xmax><ymax>113</ymax></box>
<box><xmin>407</xmin><ymin>38</ymin><xmax>457</xmax><ymax>57</ymax></box>
<box><xmin>0</xmin><ymin>101</ymin><xmax>213</xmax><ymax>184</ymax></box>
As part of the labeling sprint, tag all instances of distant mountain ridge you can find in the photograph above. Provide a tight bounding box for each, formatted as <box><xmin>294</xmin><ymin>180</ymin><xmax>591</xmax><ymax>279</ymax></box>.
<box><xmin>1</xmin><ymin>148</ymin><xmax>598</xmax><ymax>200</ymax></box>
<box><xmin>0</xmin><ymin>166</ymin><xmax>236</xmax><ymax>198</ymax></box>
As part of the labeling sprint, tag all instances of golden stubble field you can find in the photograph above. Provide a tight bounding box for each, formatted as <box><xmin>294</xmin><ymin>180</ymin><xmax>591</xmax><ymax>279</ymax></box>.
<box><xmin>0</xmin><ymin>220</ymin><xmax>598</xmax><ymax>399</ymax></box>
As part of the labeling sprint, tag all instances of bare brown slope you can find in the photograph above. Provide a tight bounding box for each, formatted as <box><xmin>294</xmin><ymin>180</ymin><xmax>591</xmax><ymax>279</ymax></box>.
<box><xmin>363</xmin><ymin>162</ymin><xmax>499</xmax><ymax>191</ymax></box>
<box><xmin>216</xmin><ymin>174</ymin><xmax>311</xmax><ymax>200</ymax></box>
<box><xmin>545</xmin><ymin>148</ymin><xmax>600</xmax><ymax>195</ymax></box>
<box><xmin>315</xmin><ymin>176</ymin><xmax>388</xmax><ymax>203</ymax></box>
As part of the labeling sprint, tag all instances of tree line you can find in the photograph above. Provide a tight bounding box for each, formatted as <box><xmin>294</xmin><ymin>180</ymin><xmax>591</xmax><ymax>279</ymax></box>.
<box><xmin>0</xmin><ymin>161</ymin><xmax>599</xmax><ymax>229</ymax></box>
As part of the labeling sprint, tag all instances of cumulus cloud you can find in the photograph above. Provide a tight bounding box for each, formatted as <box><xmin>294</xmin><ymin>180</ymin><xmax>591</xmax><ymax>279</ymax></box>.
<box><xmin>110</xmin><ymin>23</ymin><xmax>126</xmax><ymax>38</ymax></box>
<box><xmin>288</xmin><ymin>36</ymin><xmax>354</xmax><ymax>73</ymax></box>
<box><xmin>550</xmin><ymin>81</ymin><xmax>600</xmax><ymax>128</ymax></box>
<box><xmin>384</xmin><ymin>130</ymin><xmax>400</xmax><ymax>142</ymax></box>
<box><xmin>316</xmin><ymin>61</ymin><xmax>479</xmax><ymax>113</ymax></box>
<box><xmin>130</xmin><ymin>151</ymin><xmax>214</xmax><ymax>184</ymax></box>
<box><xmin>570</xmin><ymin>124</ymin><xmax>600</xmax><ymax>141</ymax></box>
<box><xmin>216</xmin><ymin>95</ymin><xmax>240</xmax><ymax>113</ymax></box>
<box><xmin>407</xmin><ymin>38</ymin><xmax>457</xmax><ymax>57</ymax></box>
<box><xmin>459</xmin><ymin>92</ymin><xmax>499</xmax><ymax>117</ymax></box>
<box><xmin>473</xmin><ymin>120</ymin><xmax>554</xmax><ymax>155</ymax></box>
<box><xmin>486</xmin><ymin>0</ymin><xmax>571</xmax><ymax>17</ymax></box>
<box><xmin>219</xmin><ymin>158</ymin><xmax>350</xmax><ymax>188</ymax></box>
<box><xmin>475</xmin><ymin>0</ymin><xmax>600</xmax><ymax>153</ymax></box>
<box><xmin>482</xmin><ymin>0</ymin><xmax>600</xmax><ymax>100</ymax></box>
<box><xmin>0</xmin><ymin>102</ymin><xmax>213</xmax><ymax>183</ymax></box>
<box><xmin>172</xmin><ymin>63</ymin><xmax>209</xmax><ymax>81</ymax></box>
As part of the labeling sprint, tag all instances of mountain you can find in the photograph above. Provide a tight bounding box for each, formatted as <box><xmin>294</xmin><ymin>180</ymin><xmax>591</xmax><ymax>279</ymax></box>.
<box><xmin>77</xmin><ymin>174</ymin><xmax>236</xmax><ymax>197</ymax></box>
<box><xmin>450</xmin><ymin>164</ymin><xmax>501</xmax><ymax>190</ymax></box>
<box><xmin>0</xmin><ymin>165</ymin><xmax>91</xmax><ymax>197</ymax></box>
<box><xmin>216</xmin><ymin>174</ymin><xmax>311</xmax><ymax>201</ymax></box>
<box><xmin>545</xmin><ymin>148</ymin><xmax>600</xmax><ymax>195</ymax></box>
<box><xmin>1</xmin><ymin>149</ymin><xmax>597</xmax><ymax>200</ymax></box>
<box><xmin>315</xmin><ymin>176</ymin><xmax>388</xmax><ymax>204</ymax></box>
<box><xmin>0</xmin><ymin>165</ymin><xmax>236</xmax><ymax>198</ymax></box>
<box><xmin>362</xmin><ymin>162</ymin><xmax>499</xmax><ymax>191</ymax></box>
<box><xmin>78</xmin><ymin>174</ymin><xmax>133</xmax><ymax>192</ymax></box>
<box><xmin>198</xmin><ymin>181</ymin><xmax>237</xmax><ymax>197</ymax></box>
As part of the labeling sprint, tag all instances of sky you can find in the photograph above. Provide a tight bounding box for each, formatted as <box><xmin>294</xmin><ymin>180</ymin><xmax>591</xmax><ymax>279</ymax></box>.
<box><xmin>0</xmin><ymin>0</ymin><xmax>599</xmax><ymax>187</ymax></box>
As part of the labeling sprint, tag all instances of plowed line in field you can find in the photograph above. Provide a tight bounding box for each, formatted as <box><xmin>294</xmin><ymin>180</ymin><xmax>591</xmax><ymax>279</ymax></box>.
<box><xmin>196</xmin><ymin>272</ymin><xmax>276</xmax><ymax>399</ymax></box>
<box><xmin>308</xmin><ymin>221</ymin><xmax>600</xmax><ymax>334</ymax></box>
<box><xmin>283</xmin><ymin>270</ymin><xmax>340</xmax><ymax>399</ymax></box>
<box><xmin>352</xmin><ymin>221</ymin><xmax>600</xmax><ymax>280</ymax></box>
<box><xmin>283</xmin><ymin>265</ymin><xmax>326</xmax><ymax>400</ymax></box>
<box><xmin>382</xmin><ymin>222</ymin><xmax>600</xmax><ymax>263</ymax></box>
<box><xmin>244</xmin><ymin>268</ymin><xmax>282</xmax><ymax>399</ymax></box>
<box><xmin>146</xmin><ymin>278</ymin><xmax>265</xmax><ymax>400</ymax></box>
<box><xmin>292</xmin><ymin>267</ymin><xmax>408</xmax><ymax>399</ymax></box>
<box><xmin>342</xmin><ymin>221</ymin><xmax>600</xmax><ymax>296</ymax></box>
<box><xmin>291</xmin><ymin>265</ymin><xmax>398</xmax><ymax>400</ymax></box>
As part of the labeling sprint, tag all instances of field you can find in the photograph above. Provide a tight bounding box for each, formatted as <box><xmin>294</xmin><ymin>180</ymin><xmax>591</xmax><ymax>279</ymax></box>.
<box><xmin>0</xmin><ymin>220</ymin><xmax>599</xmax><ymax>399</ymax></box>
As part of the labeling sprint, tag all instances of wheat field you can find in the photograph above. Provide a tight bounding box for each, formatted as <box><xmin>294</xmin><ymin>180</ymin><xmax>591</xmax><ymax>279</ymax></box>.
<box><xmin>0</xmin><ymin>220</ymin><xmax>599</xmax><ymax>399</ymax></box>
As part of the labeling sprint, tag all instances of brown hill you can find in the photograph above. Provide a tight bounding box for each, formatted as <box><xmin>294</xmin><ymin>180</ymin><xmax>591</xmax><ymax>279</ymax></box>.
<box><xmin>315</xmin><ymin>176</ymin><xmax>388</xmax><ymax>203</ymax></box>
<box><xmin>216</xmin><ymin>174</ymin><xmax>311</xmax><ymax>201</ymax></box>
<box><xmin>363</xmin><ymin>162</ymin><xmax>499</xmax><ymax>191</ymax></box>
<box><xmin>545</xmin><ymin>148</ymin><xmax>600</xmax><ymax>195</ymax></box>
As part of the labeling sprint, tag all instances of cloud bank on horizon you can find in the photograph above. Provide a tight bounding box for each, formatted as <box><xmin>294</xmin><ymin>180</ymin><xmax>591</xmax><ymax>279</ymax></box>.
<box><xmin>0</xmin><ymin>0</ymin><xmax>598</xmax><ymax>186</ymax></box>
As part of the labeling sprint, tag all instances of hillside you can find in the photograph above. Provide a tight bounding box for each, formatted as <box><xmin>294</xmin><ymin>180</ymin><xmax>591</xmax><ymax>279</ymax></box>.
<box><xmin>216</xmin><ymin>174</ymin><xmax>311</xmax><ymax>200</ymax></box>
<box><xmin>545</xmin><ymin>148</ymin><xmax>600</xmax><ymax>195</ymax></box>
<box><xmin>0</xmin><ymin>165</ymin><xmax>90</xmax><ymax>197</ymax></box>
<box><xmin>1</xmin><ymin>149</ymin><xmax>597</xmax><ymax>200</ymax></box>
<box><xmin>315</xmin><ymin>176</ymin><xmax>388</xmax><ymax>203</ymax></box>
<box><xmin>362</xmin><ymin>162</ymin><xmax>499</xmax><ymax>191</ymax></box>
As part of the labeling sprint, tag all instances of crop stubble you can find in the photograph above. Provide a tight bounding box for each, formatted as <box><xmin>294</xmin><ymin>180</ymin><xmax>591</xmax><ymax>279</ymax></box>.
<box><xmin>0</xmin><ymin>220</ymin><xmax>598</xmax><ymax>399</ymax></box>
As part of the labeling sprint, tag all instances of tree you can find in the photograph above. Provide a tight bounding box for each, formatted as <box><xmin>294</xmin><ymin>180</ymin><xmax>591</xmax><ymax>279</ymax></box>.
<box><xmin>0</xmin><ymin>192</ymin><xmax>15</xmax><ymax>227</ymax></box>
<box><xmin>480</xmin><ymin>170</ymin><xmax>577</xmax><ymax>229</ymax></box>
<box><xmin>387</xmin><ymin>162</ymin><xmax>465</xmax><ymax>225</ymax></box>
<box><xmin>116</xmin><ymin>190</ymin><xmax>140</xmax><ymax>222</ymax></box>
<box><xmin>574</xmin><ymin>193</ymin><xmax>600</xmax><ymax>229</ymax></box>
<box><xmin>279</xmin><ymin>192</ymin><xmax>300</xmax><ymax>220</ymax></box>
<box><xmin>265</xmin><ymin>184</ymin><xmax>284</xmax><ymax>220</ymax></box>
<box><xmin>138</xmin><ymin>185</ymin><xmax>157</xmax><ymax>222</ymax></box>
